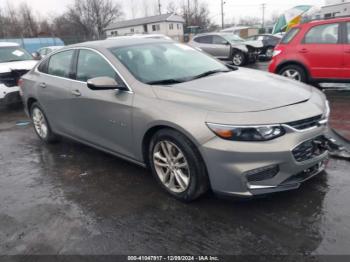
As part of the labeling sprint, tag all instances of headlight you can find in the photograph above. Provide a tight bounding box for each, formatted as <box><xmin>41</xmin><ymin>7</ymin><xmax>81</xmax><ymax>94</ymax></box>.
<box><xmin>272</xmin><ymin>50</ymin><xmax>282</xmax><ymax>57</ymax></box>
<box><xmin>206</xmin><ymin>123</ymin><xmax>285</xmax><ymax>141</ymax></box>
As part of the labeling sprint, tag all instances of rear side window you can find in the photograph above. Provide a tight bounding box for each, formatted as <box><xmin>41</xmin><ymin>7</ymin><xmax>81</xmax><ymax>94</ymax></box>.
<box><xmin>280</xmin><ymin>28</ymin><xmax>300</xmax><ymax>44</ymax></box>
<box><xmin>304</xmin><ymin>23</ymin><xmax>339</xmax><ymax>44</ymax></box>
<box><xmin>48</xmin><ymin>50</ymin><xmax>74</xmax><ymax>78</ymax></box>
<box><xmin>347</xmin><ymin>23</ymin><xmax>350</xmax><ymax>43</ymax></box>
<box><xmin>194</xmin><ymin>36</ymin><xmax>213</xmax><ymax>44</ymax></box>
<box><xmin>76</xmin><ymin>49</ymin><xmax>117</xmax><ymax>82</ymax></box>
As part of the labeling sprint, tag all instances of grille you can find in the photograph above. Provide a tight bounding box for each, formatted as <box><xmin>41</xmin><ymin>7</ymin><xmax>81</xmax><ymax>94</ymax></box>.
<box><xmin>286</xmin><ymin>115</ymin><xmax>323</xmax><ymax>130</ymax></box>
<box><xmin>0</xmin><ymin>70</ymin><xmax>29</xmax><ymax>87</ymax></box>
<box><xmin>292</xmin><ymin>136</ymin><xmax>328</xmax><ymax>162</ymax></box>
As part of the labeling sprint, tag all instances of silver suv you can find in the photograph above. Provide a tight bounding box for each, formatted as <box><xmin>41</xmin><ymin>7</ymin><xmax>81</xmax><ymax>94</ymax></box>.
<box><xmin>20</xmin><ymin>38</ymin><xmax>329</xmax><ymax>201</ymax></box>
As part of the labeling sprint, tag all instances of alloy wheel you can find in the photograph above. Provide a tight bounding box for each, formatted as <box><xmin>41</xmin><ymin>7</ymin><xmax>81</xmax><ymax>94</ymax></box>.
<box><xmin>153</xmin><ymin>140</ymin><xmax>190</xmax><ymax>193</ymax></box>
<box><xmin>233</xmin><ymin>53</ymin><xmax>243</xmax><ymax>66</ymax></box>
<box><xmin>32</xmin><ymin>107</ymin><xmax>48</xmax><ymax>139</ymax></box>
<box><xmin>282</xmin><ymin>69</ymin><xmax>301</xmax><ymax>81</ymax></box>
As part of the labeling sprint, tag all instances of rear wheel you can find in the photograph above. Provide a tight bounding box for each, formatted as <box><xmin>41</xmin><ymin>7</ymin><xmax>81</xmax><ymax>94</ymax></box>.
<box><xmin>278</xmin><ymin>65</ymin><xmax>307</xmax><ymax>83</ymax></box>
<box><xmin>30</xmin><ymin>102</ymin><xmax>59</xmax><ymax>143</ymax></box>
<box><xmin>148</xmin><ymin>129</ymin><xmax>209</xmax><ymax>202</ymax></box>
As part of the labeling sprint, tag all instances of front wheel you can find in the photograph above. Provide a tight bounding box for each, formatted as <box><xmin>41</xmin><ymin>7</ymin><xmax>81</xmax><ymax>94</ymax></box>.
<box><xmin>148</xmin><ymin>129</ymin><xmax>209</xmax><ymax>202</ymax></box>
<box><xmin>278</xmin><ymin>65</ymin><xmax>307</xmax><ymax>83</ymax></box>
<box><xmin>232</xmin><ymin>51</ymin><xmax>246</xmax><ymax>66</ymax></box>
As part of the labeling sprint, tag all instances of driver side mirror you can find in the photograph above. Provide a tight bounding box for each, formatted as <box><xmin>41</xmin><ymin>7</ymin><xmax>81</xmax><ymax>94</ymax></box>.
<box><xmin>87</xmin><ymin>77</ymin><xmax>127</xmax><ymax>91</ymax></box>
<box><xmin>32</xmin><ymin>52</ymin><xmax>42</xmax><ymax>60</ymax></box>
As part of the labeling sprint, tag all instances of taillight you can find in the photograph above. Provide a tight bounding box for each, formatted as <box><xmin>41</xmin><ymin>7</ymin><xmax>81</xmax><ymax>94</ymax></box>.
<box><xmin>18</xmin><ymin>78</ymin><xmax>24</xmax><ymax>88</ymax></box>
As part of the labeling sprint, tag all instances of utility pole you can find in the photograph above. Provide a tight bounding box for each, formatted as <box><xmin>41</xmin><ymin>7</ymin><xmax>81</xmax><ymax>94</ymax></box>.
<box><xmin>221</xmin><ymin>0</ymin><xmax>225</xmax><ymax>29</ymax></box>
<box><xmin>158</xmin><ymin>0</ymin><xmax>161</xmax><ymax>15</ymax></box>
<box><xmin>262</xmin><ymin>3</ymin><xmax>266</xmax><ymax>31</ymax></box>
<box><xmin>187</xmin><ymin>0</ymin><xmax>190</xmax><ymax>26</ymax></box>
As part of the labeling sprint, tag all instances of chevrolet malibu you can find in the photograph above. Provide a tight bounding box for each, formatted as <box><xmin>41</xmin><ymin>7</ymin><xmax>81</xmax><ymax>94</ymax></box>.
<box><xmin>20</xmin><ymin>38</ymin><xmax>330</xmax><ymax>201</ymax></box>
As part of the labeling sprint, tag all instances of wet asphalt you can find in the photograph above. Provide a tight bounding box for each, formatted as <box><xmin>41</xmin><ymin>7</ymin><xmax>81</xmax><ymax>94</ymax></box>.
<box><xmin>1</xmin><ymin>63</ymin><xmax>350</xmax><ymax>256</ymax></box>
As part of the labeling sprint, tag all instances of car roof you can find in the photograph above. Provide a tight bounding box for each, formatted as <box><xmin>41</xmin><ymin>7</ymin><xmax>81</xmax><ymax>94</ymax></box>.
<box><xmin>68</xmin><ymin>38</ymin><xmax>174</xmax><ymax>50</ymax></box>
<box><xmin>305</xmin><ymin>16</ymin><xmax>350</xmax><ymax>26</ymax></box>
<box><xmin>0</xmin><ymin>42</ymin><xmax>20</xmax><ymax>47</ymax></box>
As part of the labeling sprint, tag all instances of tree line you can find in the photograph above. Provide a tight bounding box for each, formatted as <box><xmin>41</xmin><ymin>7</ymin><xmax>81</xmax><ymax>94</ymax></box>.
<box><xmin>0</xmin><ymin>0</ymin><xmax>218</xmax><ymax>43</ymax></box>
<box><xmin>0</xmin><ymin>0</ymin><xmax>277</xmax><ymax>43</ymax></box>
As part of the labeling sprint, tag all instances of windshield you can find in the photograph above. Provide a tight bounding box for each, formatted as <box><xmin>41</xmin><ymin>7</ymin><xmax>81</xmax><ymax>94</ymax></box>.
<box><xmin>110</xmin><ymin>43</ymin><xmax>228</xmax><ymax>84</ymax></box>
<box><xmin>222</xmin><ymin>34</ymin><xmax>244</xmax><ymax>43</ymax></box>
<box><xmin>0</xmin><ymin>47</ymin><xmax>33</xmax><ymax>63</ymax></box>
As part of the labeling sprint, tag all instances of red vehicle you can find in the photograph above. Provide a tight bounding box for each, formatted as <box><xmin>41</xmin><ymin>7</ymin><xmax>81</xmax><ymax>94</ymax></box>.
<box><xmin>269</xmin><ymin>17</ymin><xmax>350</xmax><ymax>86</ymax></box>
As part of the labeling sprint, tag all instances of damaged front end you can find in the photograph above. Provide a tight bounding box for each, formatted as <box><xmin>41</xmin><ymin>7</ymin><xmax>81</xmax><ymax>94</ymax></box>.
<box><xmin>0</xmin><ymin>69</ymin><xmax>29</xmax><ymax>105</ymax></box>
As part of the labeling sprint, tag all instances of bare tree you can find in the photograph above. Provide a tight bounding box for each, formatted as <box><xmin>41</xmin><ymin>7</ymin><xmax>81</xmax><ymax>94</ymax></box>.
<box><xmin>19</xmin><ymin>3</ymin><xmax>39</xmax><ymax>37</ymax></box>
<box><xmin>238</xmin><ymin>16</ymin><xmax>261</xmax><ymax>26</ymax></box>
<box><xmin>66</xmin><ymin>0</ymin><xmax>124</xmax><ymax>40</ymax></box>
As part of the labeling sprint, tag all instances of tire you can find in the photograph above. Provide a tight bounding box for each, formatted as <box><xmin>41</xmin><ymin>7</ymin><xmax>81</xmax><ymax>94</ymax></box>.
<box><xmin>148</xmin><ymin>128</ymin><xmax>209</xmax><ymax>202</ymax></box>
<box><xmin>30</xmin><ymin>102</ymin><xmax>59</xmax><ymax>143</ymax></box>
<box><xmin>232</xmin><ymin>51</ymin><xmax>246</xmax><ymax>66</ymax></box>
<box><xmin>278</xmin><ymin>64</ymin><xmax>307</xmax><ymax>83</ymax></box>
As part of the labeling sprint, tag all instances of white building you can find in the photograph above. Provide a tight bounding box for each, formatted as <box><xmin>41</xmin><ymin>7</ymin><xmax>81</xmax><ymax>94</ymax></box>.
<box><xmin>105</xmin><ymin>13</ymin><xmax>185</xmax><ymax>41</ymax></box>
<box><xmin>321</xmin><ymin>0</ymin><xmax>350</xmax><ymax>18</ymax></box>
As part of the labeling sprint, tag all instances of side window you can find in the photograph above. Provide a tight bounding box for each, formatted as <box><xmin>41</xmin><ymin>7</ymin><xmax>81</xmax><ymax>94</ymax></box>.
<box><xmin>347</xmin><ymin>23</ymin><xmax>350</xmax><ymax>43</ymax></box>
<box><xmin>304</xmin><ymin>23</ymin><xmax>339</xmax><ymax>44</ymax></box>
<box><xmin>47</xmin><ymin>50</ymin><xmax>74</xmax><ymax>78</ymax></box>
<box><xmin>194</xmin><ymin>36</ymin><xmax>213</xmax><ymax>44</ymax></box>
<box><xmin>39</xmin><ymin>48</ymin><xmax>47</xmax><ymax>56</ymax></box>
<box><xmin>212</xmin><ymin>36</ymin><xmax>227</xmax><ymax>45</ymax></box>
<box><xmin>76</xmin><ymin>49</ymin><xmax>117</xmax><ymax>82</ymax></box>
<box><xmin>281</xmin><ymin>28</ymin><xmax>300</xmax><ymax>44</ymax></box>
<box><xmin>38</xmin><ymin>58</ymin><xmax>49</xmax><ymax>74</ymax></box>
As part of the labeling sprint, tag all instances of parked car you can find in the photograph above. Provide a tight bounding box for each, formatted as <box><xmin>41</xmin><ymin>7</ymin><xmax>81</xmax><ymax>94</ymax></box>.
<box><xmin>33</xmin><ymin>46</ymin><xmax>64</xmax><ymax>60</ymax></box>
<box><xmin>20</xmin><ymin>38</ymin><xmax>329</xmax><ymax>201</ymax></box>
<box><xmin>189</xmin><ymin>32</ymin><xmax>263</xmax><ymax>66</ymax></box>
<box><xmin>0</xmin><ymin>42</ymin><xmax>37</xmax><ymax>106</ymax></box>
<box><xmin>245</xmin><ymin>34</ymin><xmax>282</xmax><ymax>59</ymax></box>
<box><xmin>269</xmin><ymin>17</ymin><xmax>350</xmax><ymax>85</ymax></box>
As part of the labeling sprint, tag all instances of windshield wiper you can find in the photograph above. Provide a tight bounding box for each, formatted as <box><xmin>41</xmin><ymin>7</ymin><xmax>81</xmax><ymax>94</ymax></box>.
<box><xmin>147</xmin><ymin>79</ymin><xmax>184</xmax><ymax>85</ymax></box>
<box><xmin>190</xmin><ymin>69</ymin><xmax>230</xmax><ymax>80</ymax></box>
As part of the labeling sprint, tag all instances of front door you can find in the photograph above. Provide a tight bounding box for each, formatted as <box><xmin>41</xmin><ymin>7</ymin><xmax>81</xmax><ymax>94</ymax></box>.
<box><xmin>66</xmin><ymin>49</ymin><xmax>134</xmax><ymax>158</ymax></box>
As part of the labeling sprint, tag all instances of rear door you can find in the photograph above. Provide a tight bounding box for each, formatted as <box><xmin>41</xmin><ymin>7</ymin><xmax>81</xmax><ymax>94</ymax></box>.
<box><xmin>298</xmin><ymin>22</ymin><xmax>343</xmax><ymax>79</ymax></box>
<box><xmin>343</xmin><ymin>22</ymin><xmax>350</xmax><ymax>78</ymax></box>
<box><xmin>211</xmin><ymin>35</ymin><xmax>231</xmax><ymax>59</ymax></box>
<box><xmin>36</xmin><ymin>50</ymin><xmax>75</xmax><ymax>133</ymax></box>
<box><xmin>66</xmin><ymin>49</ymin><xmax>134</xmax><ymax>157</ymax></box>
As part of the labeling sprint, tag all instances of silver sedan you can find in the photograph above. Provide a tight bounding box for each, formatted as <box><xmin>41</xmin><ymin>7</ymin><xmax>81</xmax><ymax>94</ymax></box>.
<box><xmin>20</xmin><ymin>38</ymin><xmax>329</xmax><ymax>201</ymax></box>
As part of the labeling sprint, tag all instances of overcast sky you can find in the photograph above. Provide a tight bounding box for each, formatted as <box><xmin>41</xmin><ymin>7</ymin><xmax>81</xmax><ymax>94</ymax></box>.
<box><xmin>0</xmin><ymin>0</ymin><xmax>326</xmax><ymax>24</ymax></box>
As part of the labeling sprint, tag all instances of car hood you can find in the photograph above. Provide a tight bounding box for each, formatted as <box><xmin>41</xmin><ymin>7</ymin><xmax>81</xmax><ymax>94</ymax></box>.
<box><xmin>231</xmin><ymin>40</ymin><xmax>263</xmax><ymax>49</ymax></box>
<box><xmin>153</xmin><ymin>68</ymin><xmax>313</xmax><ymax>113</ymax></box>
<box><xmin>0</xmin><ymin>60</ymin><xmax>38</xmax><ymax>74</ymax></box>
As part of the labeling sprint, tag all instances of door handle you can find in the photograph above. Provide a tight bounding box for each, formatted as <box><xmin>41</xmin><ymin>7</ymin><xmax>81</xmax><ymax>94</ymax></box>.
<box><xmin>345</xmin><ymin>49</ymin><xmax>350</xmax><ymax>53</ymax></box>
<box><xmin>71</xmin><ymin>90</ymin><xmax>81</xmax><ymax>97</ymax></box>
<box><xmin>39</xmin><ymin>82</ymin><xmax>46</xmax><ymax>88</ymax></box>
<box><xmin>299</xmin><ymin>48</ymin><xmax>308</xmax><ymax>53</ymax></box>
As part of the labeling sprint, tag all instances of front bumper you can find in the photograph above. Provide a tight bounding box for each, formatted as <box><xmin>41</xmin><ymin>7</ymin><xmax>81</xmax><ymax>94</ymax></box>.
<box><xmin>201</xmin><ymin>125</ymin><xmax>329</xmax><ymax>197</ymax></box>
